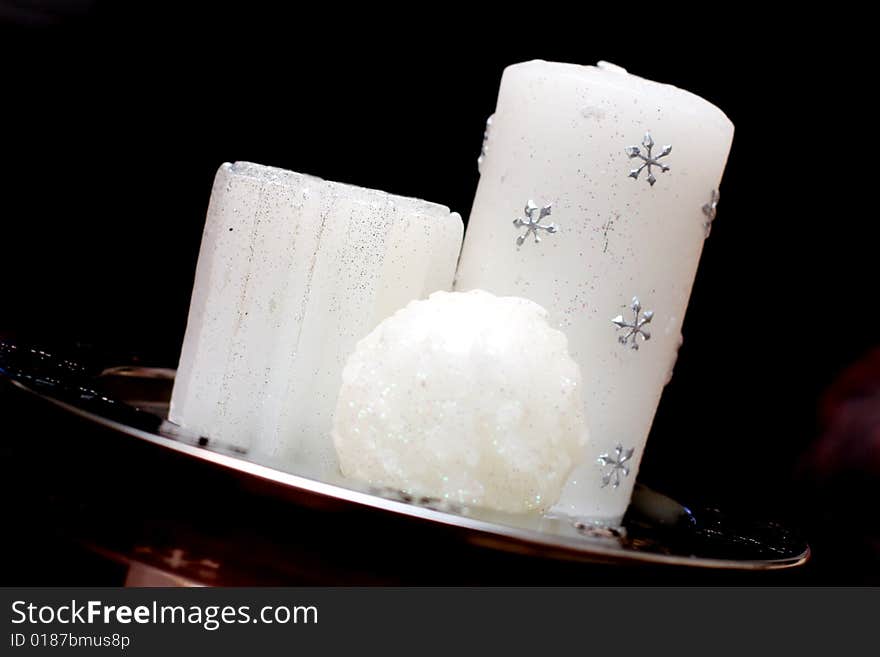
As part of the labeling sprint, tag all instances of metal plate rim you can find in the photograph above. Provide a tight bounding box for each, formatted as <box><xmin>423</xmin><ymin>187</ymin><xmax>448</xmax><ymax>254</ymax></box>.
<box><xmin>5</xmin><ymin>376</ymin><xmax>810</xmax><ymax>571</ymax></box>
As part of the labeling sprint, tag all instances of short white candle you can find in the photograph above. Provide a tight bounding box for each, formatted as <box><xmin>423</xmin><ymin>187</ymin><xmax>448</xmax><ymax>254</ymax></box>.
<box><xmin>454</xmin><ymin>61</ymin><xmax>734</xmax><ymax>524</ymax></box>
<box><xmin>170</xmin><ymin>162</ymin><xmax>463</xmax><ymax>479</ymax></box>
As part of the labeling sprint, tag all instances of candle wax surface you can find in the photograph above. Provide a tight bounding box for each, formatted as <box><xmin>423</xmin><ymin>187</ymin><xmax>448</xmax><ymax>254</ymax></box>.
<box><xmin>455</xmin><ymin>60</ymin><xmax>734</xmax><ymax>523</ymax></box>
<box><xmin>170</xmin><ymin>161</ymin><xmax>463</xmax><ymax>480</ymax></box>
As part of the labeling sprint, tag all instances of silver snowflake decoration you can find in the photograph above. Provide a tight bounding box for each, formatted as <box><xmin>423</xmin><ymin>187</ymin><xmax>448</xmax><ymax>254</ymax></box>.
<box><xmin>626</xmin><ymin>132</ymin><xmax>671</xmax><ymax>186</ymax></box>
<box><xmin>513</xmin><ymin>200</ymin><xmax>557</xmax><ymax>246</ymax></box>
<box><xmin>598</xmin><ymin>444</ymin><xmax>634</xmax><ymax>488</ymax></box>
<box><xmin>612</xmin><ymin>296</ymin><xmax>654</xmax><ymax>349</ymax></box>
<box><xmin>702</xmin><ymin>188</ymin><xmax>720</xmax><ymax>237</ymax></box>
<box><xmin>477</xmin><ymin>114</ymin><xmax>494</xmax><ymax>172</ymax></box>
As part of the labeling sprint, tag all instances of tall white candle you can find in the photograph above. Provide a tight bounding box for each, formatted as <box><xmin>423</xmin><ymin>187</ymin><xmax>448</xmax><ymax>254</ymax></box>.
<box><xmin>170</xmin><ymin>162</ymin><xmax>463</xmax><ymax>480</ymax></box>
<box><xmin>454</xmin><ymin>61</ymin><xmax>734</xmax><ymax>524</ymax></box>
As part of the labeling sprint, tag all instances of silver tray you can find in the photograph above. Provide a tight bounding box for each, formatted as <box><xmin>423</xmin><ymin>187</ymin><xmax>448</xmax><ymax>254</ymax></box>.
<box><xmin>0</xmin><ymin>339</ymin><xmax>809</xmax><ymax>573</ymax></box>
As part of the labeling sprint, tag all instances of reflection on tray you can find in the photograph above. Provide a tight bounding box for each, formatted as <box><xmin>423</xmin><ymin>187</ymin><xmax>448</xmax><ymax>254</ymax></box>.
<box><xmin>0</xmin><ymin>338</ymin><xmax>809</xmax><ymax>570</ymax></box>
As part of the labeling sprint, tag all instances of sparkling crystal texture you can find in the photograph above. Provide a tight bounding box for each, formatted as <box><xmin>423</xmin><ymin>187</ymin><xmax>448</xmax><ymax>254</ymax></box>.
<box><xmin>331</xmin><ymin>290</ymin><xmax>589</xmax><ymax>513</ymax></box>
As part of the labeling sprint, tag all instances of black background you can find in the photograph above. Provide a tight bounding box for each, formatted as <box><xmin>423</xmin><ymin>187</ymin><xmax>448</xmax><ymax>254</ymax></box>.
<box><xmin>1</xmin><ymin>3</ymin><xmax>877</xmax><ymax>582</ymax></box>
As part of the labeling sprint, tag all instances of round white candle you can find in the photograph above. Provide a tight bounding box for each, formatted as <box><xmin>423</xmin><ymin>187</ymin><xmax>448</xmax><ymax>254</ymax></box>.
<box><xmin>332</xmin><ymin>290</ymin><xmax>588</xmax><ymax>513</ymax></box>
<box><xmin>170</xmin><ymin>162</ymin><xmax>463</xmax><ymax>479</ymax></box>
<box><xmin>454</xmin><ymin>61</ymin><xmax>734</xmax><ymax>524</ymax></box>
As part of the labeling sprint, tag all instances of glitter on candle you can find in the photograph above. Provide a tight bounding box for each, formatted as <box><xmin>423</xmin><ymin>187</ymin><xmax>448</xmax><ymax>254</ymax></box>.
<box><xmin>574</xmin><ymin>520</ymin><xmax>626</xmax><ymax>540</ymax></box>
<box><xmin>513</xmin><ymin>200</ymin><xmax>557</xmax><ymax>246</ymax></box>
<box><xmin>612</xmin><ymin>297</ymin><xmax>654</xmax><ymax>350</ymax></box>
<box><xmin>598</xmin><ymin>216</ymin><xmax>616</xmax><ymax>254</ymax></box>
<box><xmin>597</xmin><ymin>444</ymin><xmax>635</xmax><ymax>488</ymax></box>
<box><xmin>702</xmin><ymin>188</ymin><xmax>720</xmax><ymax>237</ymax></box>
<box><xmin>626</xmin><ymin>132</ymin><xmax>671</xmax><ymax>186</ymax></box>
